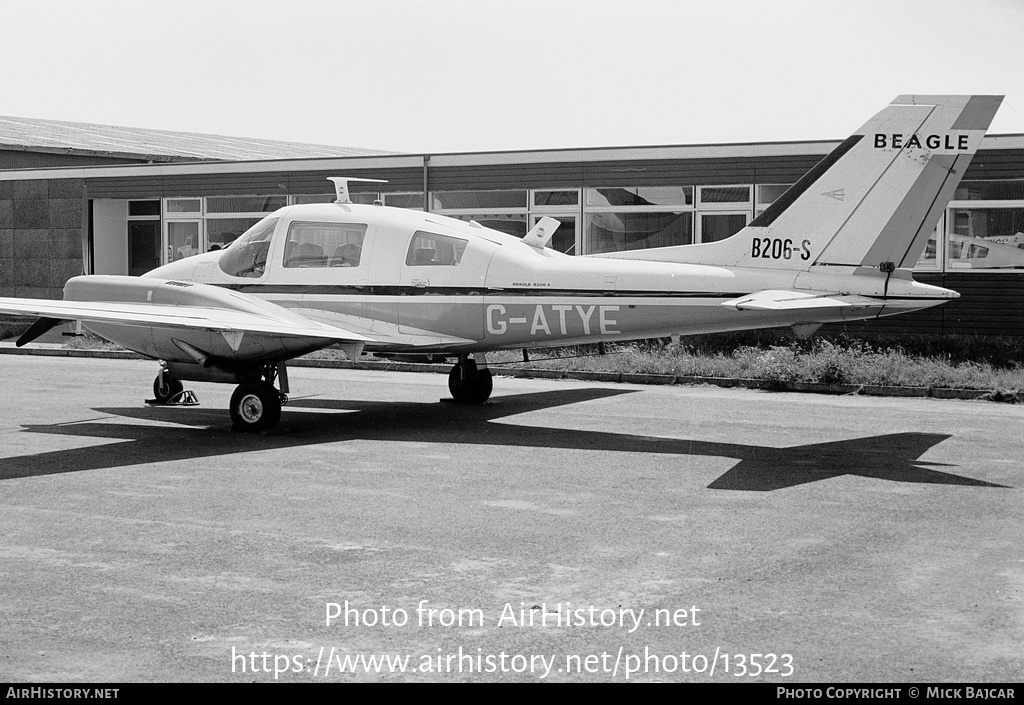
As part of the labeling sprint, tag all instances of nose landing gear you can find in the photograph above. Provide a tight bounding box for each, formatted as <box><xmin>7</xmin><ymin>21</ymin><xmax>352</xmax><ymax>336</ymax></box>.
<box><xmin>152</xmin><ymin>369</ymin><xmax>184</xmax><ymax>404</ymax></box>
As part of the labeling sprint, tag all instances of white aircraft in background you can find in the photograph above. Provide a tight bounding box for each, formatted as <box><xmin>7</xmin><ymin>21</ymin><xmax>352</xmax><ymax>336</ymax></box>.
<box><xmin>0</xmin><ymin>95</ymin><xmax>1003</xmax><ymax>431</ymax></box>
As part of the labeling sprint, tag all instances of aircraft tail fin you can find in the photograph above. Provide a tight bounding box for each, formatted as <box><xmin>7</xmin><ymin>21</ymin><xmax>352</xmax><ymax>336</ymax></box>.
<box><xmin>595</xmin><ymin>95</ymin><xmax>1002</xmax><ymax>275</ymax></box>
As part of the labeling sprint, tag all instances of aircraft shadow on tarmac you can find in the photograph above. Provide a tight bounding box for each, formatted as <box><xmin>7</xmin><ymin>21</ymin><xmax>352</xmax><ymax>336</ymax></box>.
<box><xmin>1</xmin><ymin>387</ymin><xmax>1007</xmax><ymax>491</ymax></box>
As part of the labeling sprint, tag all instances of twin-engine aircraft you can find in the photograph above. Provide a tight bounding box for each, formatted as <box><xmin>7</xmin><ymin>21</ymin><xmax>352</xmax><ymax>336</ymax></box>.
<box><xmin>0</xmin><ymin>95</ymin><xmax>1003</xmax><ymax>431</ymax></box>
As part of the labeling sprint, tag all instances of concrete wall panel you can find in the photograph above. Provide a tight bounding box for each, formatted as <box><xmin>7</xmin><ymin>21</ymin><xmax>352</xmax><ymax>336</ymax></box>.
<box><xmin>14</xmin><ymin>230</ymin><xmax>49</xmax><ymax>259</ymax></box>
<box><xmin>48</xmin><ymin>199</ymin><xmax>82</xmax><ymax>229</ymax></box>
<box><xmin>13</xmin><ymin>199</ymin><xmax>48</xmax><ymax>228</ymax></box>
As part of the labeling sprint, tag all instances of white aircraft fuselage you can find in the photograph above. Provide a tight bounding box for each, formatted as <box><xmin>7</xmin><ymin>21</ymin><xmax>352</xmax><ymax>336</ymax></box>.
<box><xmin>102</xmin><ymin>202</ymin><xmax>947</xmax><ymax>363</ymax></box>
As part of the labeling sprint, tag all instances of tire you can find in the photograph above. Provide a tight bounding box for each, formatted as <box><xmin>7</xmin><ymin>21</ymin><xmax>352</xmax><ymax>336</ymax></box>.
<box><xmin>448</xmin><ymin>362</ymin><xmax>493</xmax><ymax>403</ymax></box>
<box><xmin>153</xmin><ymin>372</ymin><xmax>184</xmax><ymax>404</ymax></box>
<box><xmin>230</xmin><ymin>381</ymin><xmax>282</xmax><ymax>432</ymax></box>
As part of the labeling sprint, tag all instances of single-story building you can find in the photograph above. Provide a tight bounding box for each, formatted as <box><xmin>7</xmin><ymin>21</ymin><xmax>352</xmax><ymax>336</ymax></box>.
<box><xmin>2</xmin><ymin>115</ymin><xmax>1022</xmax><ymax>337</ymax></box>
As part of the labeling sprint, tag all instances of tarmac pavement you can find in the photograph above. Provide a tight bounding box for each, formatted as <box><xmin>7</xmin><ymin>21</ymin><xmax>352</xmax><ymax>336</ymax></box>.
<box><xmin>0</xmin><ymin>355</ymin><xmax>1021</xmax><ymax>682</ymax></box>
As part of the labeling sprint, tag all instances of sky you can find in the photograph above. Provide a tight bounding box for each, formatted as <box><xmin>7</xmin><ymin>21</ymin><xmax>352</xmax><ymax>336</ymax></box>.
<box><xmin>0</xmin><ymin>0</ymin><xmax>1022</xmax><ymax>154</ymax></box>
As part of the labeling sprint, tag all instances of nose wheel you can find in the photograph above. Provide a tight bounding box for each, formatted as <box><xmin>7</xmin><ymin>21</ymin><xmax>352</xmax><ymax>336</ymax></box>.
<box><xmin>152</xmin><ymin>369</ymin><xmax>184</xmax><ymax>404</ymax></box>
<box><xmin>448</xmin><ymin>358</ymin><xmax>493</xmax><ymax>403</ymax></box>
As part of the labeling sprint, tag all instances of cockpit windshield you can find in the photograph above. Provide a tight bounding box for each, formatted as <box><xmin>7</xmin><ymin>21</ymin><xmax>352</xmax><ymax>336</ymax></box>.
<box><xmin>219</xmin><ymin>217</ymin><xmax>278</xmax><ymax>278</ymax></box>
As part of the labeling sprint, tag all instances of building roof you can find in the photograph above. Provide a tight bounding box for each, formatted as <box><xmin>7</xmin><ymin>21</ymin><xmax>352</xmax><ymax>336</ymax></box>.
<box><xmin>0</xmin><ymin>115</ymin><xmax>394</xmax><ymax>162</ymax></box>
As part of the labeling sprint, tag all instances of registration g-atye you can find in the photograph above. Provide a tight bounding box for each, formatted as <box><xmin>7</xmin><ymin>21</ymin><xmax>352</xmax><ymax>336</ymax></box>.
<box><xmin>0</xmin><ymin>95</ymin><xmax>1003</xmax><ymax>431</ymax></box>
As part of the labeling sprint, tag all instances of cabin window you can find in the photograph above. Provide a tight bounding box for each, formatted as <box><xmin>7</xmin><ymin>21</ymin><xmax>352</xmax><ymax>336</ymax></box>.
<box><xmin>282</xmin><ymin>221</ymin><xmax>368</xmax><ymax>268</ymax></box>
<box><xmin>219</xmin><ymin>217</ymin><xmax>278</xmax><ymax>278</ymax></box>
<box><xmin>406</xmin><ymin>231</ymin><xmax>468</xmax><ymax>266</ymax></box>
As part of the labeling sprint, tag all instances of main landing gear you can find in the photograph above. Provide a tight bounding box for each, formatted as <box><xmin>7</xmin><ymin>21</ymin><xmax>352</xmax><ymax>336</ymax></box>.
<box><xmin>151</xmin><ymin>363</ymin><xmax>289</xmax><ymax>433</ymax></box>
<box><xmin>228</xmin><ymin>363</ymin><xmax>289</xmax><ymax>433</ymax></box>
<box><xmin>229</xmin><ymin>380</ymin><xmax>284</xmax><ymax>433</ymax></box>
<box><xmin>448</xmin><ymin>355</ymin><xmax>492</xmax><ymax>404</ymax></box>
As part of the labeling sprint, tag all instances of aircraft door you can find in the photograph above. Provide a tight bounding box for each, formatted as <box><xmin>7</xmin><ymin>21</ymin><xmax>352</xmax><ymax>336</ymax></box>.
<box><xmin>269</xmin><ymin>218</ymin><xmax>378</xmax><ymax>331</ymax></box>
<box><xmin>398</xmin><ymin>229</ymin><xmax>493</xmax><ymax>342</ymax></box>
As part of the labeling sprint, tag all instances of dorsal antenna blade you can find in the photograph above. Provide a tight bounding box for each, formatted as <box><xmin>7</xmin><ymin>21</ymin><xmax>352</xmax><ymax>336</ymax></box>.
<box><xmin>327</xmin><ymin>177</ymin><xmax>389</xmax><ymax>204</ymax></box>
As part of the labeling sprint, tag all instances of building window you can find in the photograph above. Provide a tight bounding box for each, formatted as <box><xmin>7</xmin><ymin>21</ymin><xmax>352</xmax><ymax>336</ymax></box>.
<box><xmin>206</xmin><ymin>196</ymin><xmax>285</xmax><ymax>213</ymax></box>
<box><xmin>291</xmin><ymin>194</ymin><xmax>337</xmax><ymax>205</ymax></box>
<box><xmin>165</xmin><ymin>198</ymin><xmax>201</xmax><ymax>213</ymax></box>
<box><xmin>584</xmin><ymin>186</ymin><xmax>694</xmax><ymax>254</ymax></box>
<box><xmin>431</xmin><ymin>189</ymin><xmax>531</xmax><ymax>240</ymax></box>
<box><xmin>953</xmin><ymin>180</ymin><xmax>1024</xmax><ymax>202</ymax></box>
<box><xmin>206</xmin><ymin>196</ymin><xmax>286</xmax><ymax>251</ymax></box>
<box><xmin>947</xmin><ymin>207</ymin><xmax>1024</xmax><ymax>270</ymax></box>
<box><xmin>699</xmin><ymin>213</ymin><xmax>749</xmax><ymax>243</ymax></box>
<box><xmin>528</xmin><ymin>189</ymin><xmax>582</xmax><ymax>254</ymax></box>
<box><xmin>128</xmin><ymin>200</ymin><xmax>160</xmax><ymax>217</ymax></box>
<box><xmin>290</xmin><ymin>192</ymin><xmax>424</xmax><ymax>208</ymax></box>
<box><xmin>697</xmin><ymin>185</ymin><xmax>752</xmax><ymax>208</ymax></box>
<box><xmin>449</xmin><ymin>214</ymin><xmax>529</xmax><ymax>238</ymax></box>
<box><xmin>384</xmin><ymin>192</ymin><xmax>425</xmax><ymax>210</ymax></box>
<box><xmin>944</xmin><ymin>180</ymin><xmax>1024</xmax><ymax>271</ymax></box>
<box><xmin>431</xmin><ymin>190</ymin><xmax>528</xmax><ymax>211</ymax></box>
<box><xmin>534</xmin><ymin>190</ymin><xmax>579</xmax><ymax>207</ymax></box>
<box><xmin>585</xmin><ymin>211</ymin><xmax>693</xmax><ymax>254</ymax></box>
<box><xmin>586</xmin><ymin>186</ymin><xmax>692</xmax><ymax>208</ymax></box>
<box><xmin>755</xmin><ymin>184</ymin><xmax>792</xmax><ymax>215</ymax></box>
<box><xmin>162</xmin><ymin>194</ymin><xmax>291</xmax><ymax>262</ymax></box>
<box><xmin>167</xmin><ymin>221</ymin><xmax>201</xmax><ymax>262</ymax></box>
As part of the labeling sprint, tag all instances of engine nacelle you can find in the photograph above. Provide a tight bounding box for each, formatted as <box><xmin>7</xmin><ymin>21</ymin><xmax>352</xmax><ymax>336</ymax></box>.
<box><xmin>63</xmin><ymin>275</ymin><xmax>336</xmax><ymax>366</ymax></box>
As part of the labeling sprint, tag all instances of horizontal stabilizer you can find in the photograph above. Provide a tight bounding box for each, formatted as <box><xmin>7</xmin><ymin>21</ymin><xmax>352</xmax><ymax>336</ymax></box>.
<box><xmin>721</xmin><ymin>290</ymin><xmax>877</xmax><ymax>312</ymax></box>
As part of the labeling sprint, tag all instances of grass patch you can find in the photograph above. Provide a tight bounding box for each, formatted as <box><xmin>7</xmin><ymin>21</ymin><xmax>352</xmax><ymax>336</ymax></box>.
<box><xmin>496</xmin><ymin>332</ymin><xmax>1024</xmax><ymax>393</ymax></box>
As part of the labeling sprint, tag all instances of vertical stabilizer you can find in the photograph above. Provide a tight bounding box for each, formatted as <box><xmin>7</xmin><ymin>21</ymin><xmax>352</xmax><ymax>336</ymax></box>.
<box><xmin>595</xmin><ymin>95</ymin><xmax>1003</xmax><ymax>275</ymax></box>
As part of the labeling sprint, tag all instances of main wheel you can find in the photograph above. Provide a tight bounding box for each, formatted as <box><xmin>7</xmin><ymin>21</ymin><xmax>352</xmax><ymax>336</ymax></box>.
<box><xmin>153</xmin><ymin>371</ymin><xmax>183</xmax><ymax>404</ymax></box>
<box><xmin>230</xmin><ymin>381</ymin><xmax>282</xmax><ymax>432</ymax></box>
<box><xmin>448</xmin><ymin>361</ymin><xmax>493</xmax><ymax>403</ymax></box>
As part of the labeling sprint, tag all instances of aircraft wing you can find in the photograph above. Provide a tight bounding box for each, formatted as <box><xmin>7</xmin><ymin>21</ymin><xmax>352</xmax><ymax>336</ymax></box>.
<box><xmin>290</xmin><ymin>307</ymin><xmax>478</xmax><ymax>349</ymax></box>
<box><xmin>720</xmin><ymin>290</ymin><xmax>879</xmax><ymax>312</ymax></box>
<box><xmin>0</xmin><ymin>297</ymin><xmax>374</xmax><ymax>344</ymax></box>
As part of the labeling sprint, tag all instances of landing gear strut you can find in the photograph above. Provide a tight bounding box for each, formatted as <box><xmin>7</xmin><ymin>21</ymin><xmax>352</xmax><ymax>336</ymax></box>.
<box><xmin>448</xmin><ymin>355</ymin><xmax>492</xmax><ymax>403</ymax></box>
<box><xmin>230</xmin><ymin>363</ymin><xmax>288</xmax><ymax>433</ymax></box>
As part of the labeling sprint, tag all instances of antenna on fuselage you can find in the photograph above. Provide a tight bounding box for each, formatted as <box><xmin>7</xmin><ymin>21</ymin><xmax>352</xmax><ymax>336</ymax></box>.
<box><xmin>327</xmin><ymin>177</ymin><xmax>389</xmax><ymax>205</ymax></box>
